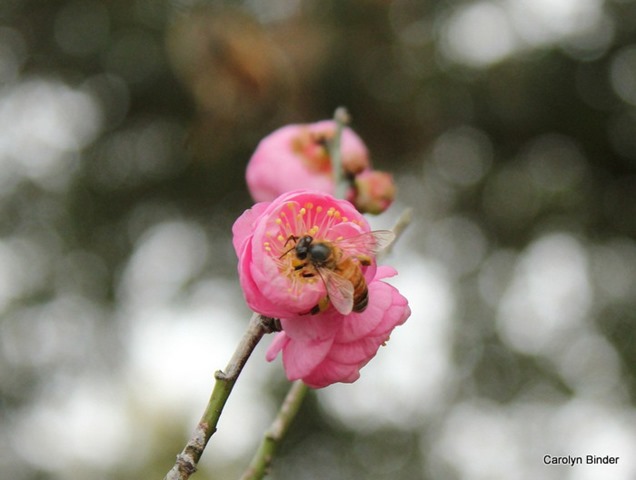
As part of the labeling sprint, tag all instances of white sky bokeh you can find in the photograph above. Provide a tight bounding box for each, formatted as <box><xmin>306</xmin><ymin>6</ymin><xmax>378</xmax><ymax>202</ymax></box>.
<box><xmin>319</xmin><ymin>253</ymin><xmax>456</xmax><ymax>430</ymax></box>
<box><xmin>118</xmin><ymin>221</ymin><xmax>277</xmax><ymax>465</ymax></box>
<box><xmin>0</xmin><ymin>78</ymin><xmax>102</xmax><ymax>192</ymax></box>
<box><xmin>497</xmin><ymin>233</ymin><xmax>592</xmax><ymax>356</ymax></box>
<box><xmin>428</xmin><ymin>398</ymin><xmax>636</xmax><ymax>480</ymax></box>
<box><xmin>437</xmin><ymin>0</ymin><xmax>611</xmax><ymax>67</ymax></box>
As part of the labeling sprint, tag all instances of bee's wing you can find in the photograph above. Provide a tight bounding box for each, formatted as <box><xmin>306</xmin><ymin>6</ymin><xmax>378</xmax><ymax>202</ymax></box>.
<box><xmin>336</xmin><ymin>230</ymin><xmax>395</xmax><ymax>258</ymax></box>
<box><xmin>318</xmin><ymin>268</ymin><xmax>354</xmax><ymax>315</ymax></box>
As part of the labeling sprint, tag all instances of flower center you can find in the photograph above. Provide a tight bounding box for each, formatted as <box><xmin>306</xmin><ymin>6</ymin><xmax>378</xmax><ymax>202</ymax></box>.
<box><xmin>261</xmin><ymin>200</ymin><xmax>361</xmax><ymax>297</ymax></box>
<box><xmin>291</xmin><ymin>128</ymin><xmax>333</xmax><ymax>174</ymax></box>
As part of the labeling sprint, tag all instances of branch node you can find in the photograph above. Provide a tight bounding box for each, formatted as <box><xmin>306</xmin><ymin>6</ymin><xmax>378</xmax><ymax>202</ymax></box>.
<box><xmin>260</xmin><ymin>316</ymin><xmax>282</xmax><ymax>333</ymax></box>
<box><xmin>334</xmin><ymin>106</ymin><xmax>350</xmax><ymax>126</ymax></box>
<box><xmin>175</xmin><ymin>453</ymin><xmax>198</xmax><ymax>475</ymax></box>
<box><xmin>214</xmin><ymin>370</ymin><xmax>227</xmax><ymax>381</ymax></box>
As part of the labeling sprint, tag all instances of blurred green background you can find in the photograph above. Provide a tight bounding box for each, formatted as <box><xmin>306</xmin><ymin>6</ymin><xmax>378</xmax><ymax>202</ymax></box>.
<box><xmin>1</xmin><ymin>1</ymin><xmax>636</xmax><ymax>479</ymax></box>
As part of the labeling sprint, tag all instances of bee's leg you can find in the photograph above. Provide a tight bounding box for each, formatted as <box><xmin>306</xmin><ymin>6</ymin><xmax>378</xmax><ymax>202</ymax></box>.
<box><xmin>294</xmin><ymin>262</ymin><xmax>310</xmax><ymax>272</ymax></box>
<box><xmin>358</xmin><ymin>254</ymin><xmax>372</xmax><ymax>266</ymax></box>
<box><xmin>290</xmin><ymin>252</ymin><xmax>307</xmax><ymax>270</ymax></box>
<box><xmin>309</xmin><ymin>297</ymin><xmax>330</xmax><ymax>315</ymax></box>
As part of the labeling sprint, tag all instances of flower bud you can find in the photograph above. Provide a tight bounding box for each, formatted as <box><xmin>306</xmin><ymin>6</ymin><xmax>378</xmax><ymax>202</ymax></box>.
<box><xmin>352</xmin><ymin>170</ymin><xmax>396</xmax><ymax>214</ymax></box>
<box><xmin>246</xmin><ymin>121</ymin><xmax>370</xmax><ymax>202</ymax></box>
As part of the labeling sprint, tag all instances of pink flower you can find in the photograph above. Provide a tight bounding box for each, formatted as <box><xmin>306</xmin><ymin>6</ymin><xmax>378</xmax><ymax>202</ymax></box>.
<box><xmin>246</xmin><ymin>121</ymin><xmax>370</xmax><ymax>203</ymax></box>
<box><xmin>232</xmin><ymin>190</ymin><xmax>373</xmax><ymax>318</ymax></box>
<box><xmin>232</xmin><ymin>190</ymin><xmax>410</xmax><ymax>387</ymax></box>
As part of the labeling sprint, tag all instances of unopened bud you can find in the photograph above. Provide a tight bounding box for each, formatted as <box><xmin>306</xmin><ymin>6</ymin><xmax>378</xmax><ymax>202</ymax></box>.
<box><xmin>352</xmin><ymin>170</ymin><xmax>396</xmax><ymax>214</ymax></box>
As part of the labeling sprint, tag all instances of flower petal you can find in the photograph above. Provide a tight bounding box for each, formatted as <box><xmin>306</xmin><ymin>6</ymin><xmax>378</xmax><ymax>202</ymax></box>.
<box><xmin>232</xmin><ymin>201</ymin><xmax>269</xmax><ymax>255</ymax></box>
<box><xmin>375</xmin><ymin>265</ymin><xmax>397</xmax><ymax>280</ymax></box>
<box><xmin>301</xmin><ymin>359</ymin><xmax>361</xmax><ymax>388</ymax></box>
<box><xmin>280</xmin><ymin>313</ymin><xmax>342</xmax><ymax>342</ymax></box>
<box><xmin>281</xmin><ymin>336</ymin><xmax>334</xmax><ymax>380</ymax></box>
<box><xmin>265</xmin><ymin>332</ymin><xmax>289</xmax><ymax>362</ymax></box>
<box><xmin>338</xmin><ymin>281</ymin><xmax>393</xmax><ymax>342</ymax></box>
<box><xmin>327</xmin><ymin>337</ymin><xmax>383</xmax><ymax>365</ymax></box>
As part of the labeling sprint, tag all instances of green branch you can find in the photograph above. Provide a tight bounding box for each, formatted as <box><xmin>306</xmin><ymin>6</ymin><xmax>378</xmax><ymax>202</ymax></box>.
<box><xmin>163</xmin><ymin>313</ymin><xmax>280</xmax><ymax>480</ymax></box>
<box><xmin>238</xmin><ymin>381</ymin><xmax>309</xmax><ymax>480</ymax></box>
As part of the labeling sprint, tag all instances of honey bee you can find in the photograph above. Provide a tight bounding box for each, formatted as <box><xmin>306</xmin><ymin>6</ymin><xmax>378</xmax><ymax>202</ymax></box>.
<box><xmin>280</xmin><ymin>230</ymin><xmax>395</xmax><ymax>315</ymax></box>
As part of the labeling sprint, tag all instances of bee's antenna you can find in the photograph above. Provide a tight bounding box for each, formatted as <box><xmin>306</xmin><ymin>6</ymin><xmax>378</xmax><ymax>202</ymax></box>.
<box><xmin>279</xmin><ymin>235</ymin><xmax>299</xmax><ymax>259</ymax></box>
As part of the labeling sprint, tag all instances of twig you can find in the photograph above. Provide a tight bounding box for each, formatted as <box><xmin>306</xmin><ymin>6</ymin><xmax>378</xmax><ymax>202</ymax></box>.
<box><xmin>330</xmin><ymin>106</ymin><xmax>351</xmax><ymax>199</ymax></box>
<box><xmin>383</xmin><ymin>207</ymin><xmax>413</xmax><ymax>258</ymax></box>
<box><xmin>163</xmin><ymin>313</ymin><xmax>280</xmax><ymax>480</ymax></box>
<box><xmin>238</xmin><ymin>381</ymin><xmax>309</xmax><ymax>480</ymax></box>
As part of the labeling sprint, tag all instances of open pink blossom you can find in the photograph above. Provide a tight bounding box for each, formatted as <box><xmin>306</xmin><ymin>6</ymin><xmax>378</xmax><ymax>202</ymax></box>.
<box><xmin>232</xmin><ymin>190</ymin><xmax>410</xmax><ymax>387</ymax></box>
<box><xmin>246</xmin><ymin>121</ymin><xmax>370</xmax><ymax>203</ymax></box>
<box><xmin>232</xmin><ymin>190</ymin><xmax>374</xmax><ymax>318</ymax></box>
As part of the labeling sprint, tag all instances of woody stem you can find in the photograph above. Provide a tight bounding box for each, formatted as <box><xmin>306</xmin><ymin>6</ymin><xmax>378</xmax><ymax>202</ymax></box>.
<box><xmin>163</xmin><ymin>313</ymin><xmax>280</xmax><ymax>480</ymax></box>
<box><xmin>238</xmin><ymin>380</ymin><xmax>309</xmax><ymax>480</ymax></box>
<box><xmin>331</xmin><ymin>106</ymin><xmax>351</xmax><ymax>199</ymax></box>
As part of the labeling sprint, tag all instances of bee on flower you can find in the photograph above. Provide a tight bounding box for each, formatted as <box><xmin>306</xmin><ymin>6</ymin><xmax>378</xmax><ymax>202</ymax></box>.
<box><xmin>278</xmin><ymin>229</ymin><xmax>395</xmax><ymax>316</ymax></box>
<box><xmin>233</xmin><ymin>190</ymin><xmax>410</xmax><ymax>388</ymax></box>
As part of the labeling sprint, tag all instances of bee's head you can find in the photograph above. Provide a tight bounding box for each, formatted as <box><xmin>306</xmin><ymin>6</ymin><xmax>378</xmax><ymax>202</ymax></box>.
<box><xmin>294</xmin><ymin>235</ymin><xmax>314</xmax><ymax>260</ymax></box>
